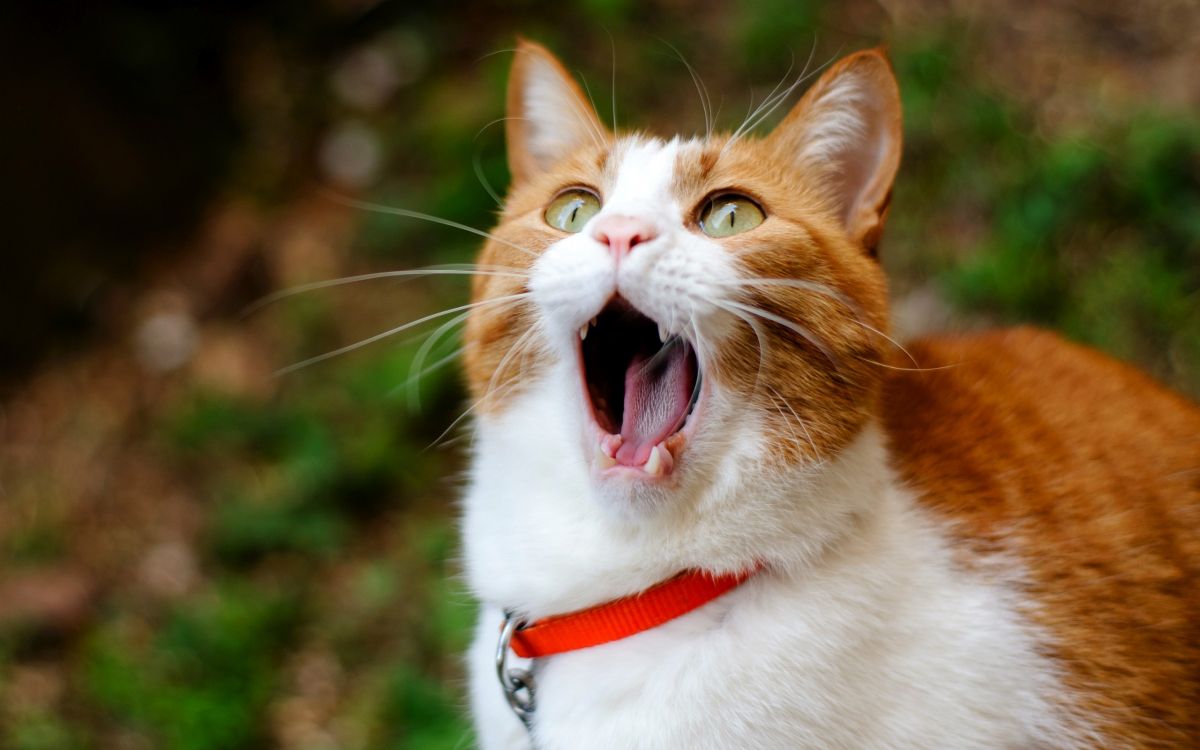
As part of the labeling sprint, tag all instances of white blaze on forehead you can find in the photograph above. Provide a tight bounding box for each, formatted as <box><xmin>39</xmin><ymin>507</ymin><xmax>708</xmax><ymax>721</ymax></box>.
<box><xmin>600</xmin><ymin>137</ymin><xmax>685</xmax><ymax>220</ymax></box>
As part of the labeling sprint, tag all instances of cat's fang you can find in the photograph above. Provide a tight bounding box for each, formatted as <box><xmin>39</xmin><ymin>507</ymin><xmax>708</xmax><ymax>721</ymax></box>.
<box><xmin>658</xmin><ymin>324</ymin><xmax>668</xmax><ymax>343</ymax></box>
<box><xmin>644</xmin><ymin>443</ymin><xmax>669</xmax><ymax>477</ymax></box>
<box><xmin>595</xmin><ymin>444</ymin><xmax>617</xmax><ymax>470</ymax></box>
<box><xmin>579</xmin><ymin>324</ymin><xmax>588</xmax><ymax>341</ymax></box>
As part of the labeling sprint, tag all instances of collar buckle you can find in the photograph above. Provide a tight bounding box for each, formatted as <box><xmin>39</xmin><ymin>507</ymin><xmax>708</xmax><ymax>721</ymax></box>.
<box><xmin>496</xmin><ymin>610</ymin><xmax>537</xmax><ymax>730</ymax></box>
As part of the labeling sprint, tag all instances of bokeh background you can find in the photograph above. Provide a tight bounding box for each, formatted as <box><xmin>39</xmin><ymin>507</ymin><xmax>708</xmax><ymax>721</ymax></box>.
<box><xmin>2</xmin><ymin>0</ymin><xmax>1198</xmax><ymax>747</ymax></box>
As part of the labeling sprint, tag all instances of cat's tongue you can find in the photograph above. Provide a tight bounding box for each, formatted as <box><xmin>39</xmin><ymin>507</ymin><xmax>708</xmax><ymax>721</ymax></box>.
<box><xmin>615</xmin><ymin>344</ymin><xmax>693</xmax><ymax>466</ymax></box>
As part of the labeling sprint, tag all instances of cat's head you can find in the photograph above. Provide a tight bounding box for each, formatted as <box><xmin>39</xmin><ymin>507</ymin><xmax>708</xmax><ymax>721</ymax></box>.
<box><xmin>464</xmin><ymin>40</ymin><xmax>900</xmax><ymax>521</ymax></box>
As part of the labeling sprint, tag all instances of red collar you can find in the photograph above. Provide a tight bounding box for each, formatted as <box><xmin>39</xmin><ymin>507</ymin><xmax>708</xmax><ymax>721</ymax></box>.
<box><xmin>505</xmin><ymin>565</ymin><xmax>763</xmax><ymax>659</ymax></box>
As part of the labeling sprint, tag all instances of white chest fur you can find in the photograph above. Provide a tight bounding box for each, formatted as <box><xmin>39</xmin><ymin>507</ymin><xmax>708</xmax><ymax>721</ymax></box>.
<box><xmin>461</xmin><ymin>369</ymin><xmax>1090</xmax><ymax>750</ymax></box>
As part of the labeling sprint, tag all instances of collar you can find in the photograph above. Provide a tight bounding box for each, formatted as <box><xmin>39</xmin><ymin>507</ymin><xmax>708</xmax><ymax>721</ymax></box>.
<box><xmin>503</xmin><ymin>564</ymin><xmax>763</xmax><ymax>659</ymax></box>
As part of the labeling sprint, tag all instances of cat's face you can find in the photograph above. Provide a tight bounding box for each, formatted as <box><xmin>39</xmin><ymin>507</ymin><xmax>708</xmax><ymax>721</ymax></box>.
<box><xmin>464</xmin><ymin>41</ymin><xmax>901</xmax><ymax>518</ymax></box>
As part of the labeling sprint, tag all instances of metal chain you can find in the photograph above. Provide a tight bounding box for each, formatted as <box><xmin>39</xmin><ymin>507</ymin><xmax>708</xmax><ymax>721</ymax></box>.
<box><xmin>496</xmin><ymin>611</ymin><xmax>537</xmax><ymax>734</ymax></box>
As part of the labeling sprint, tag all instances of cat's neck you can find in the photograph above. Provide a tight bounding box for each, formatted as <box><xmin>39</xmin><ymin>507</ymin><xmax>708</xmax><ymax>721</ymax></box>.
<box><xmin>461</xmin><ymin>361</ymin><xmax>893</xmax><ymax>619</ymax></box>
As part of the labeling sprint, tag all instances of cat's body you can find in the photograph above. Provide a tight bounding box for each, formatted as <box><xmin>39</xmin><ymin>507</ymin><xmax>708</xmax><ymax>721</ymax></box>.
<box><xmin>459</xmin><ymin>41</ymin><xmax>1200</xmax><ymax>749</ymax></box>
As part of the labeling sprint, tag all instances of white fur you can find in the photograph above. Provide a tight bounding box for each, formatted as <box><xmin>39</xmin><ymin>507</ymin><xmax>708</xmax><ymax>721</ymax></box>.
<box><xmin>462</xmin><ymin>136</ymin><xmax>1094</xmax><ymax>748</ymax></box>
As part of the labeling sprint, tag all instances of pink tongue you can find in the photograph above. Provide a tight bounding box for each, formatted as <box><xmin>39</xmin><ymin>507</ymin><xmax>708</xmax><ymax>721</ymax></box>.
<box><xmin>615</xmin><ymin>345</ymin><xmax>693</xmax><ymax>465</ymax></box>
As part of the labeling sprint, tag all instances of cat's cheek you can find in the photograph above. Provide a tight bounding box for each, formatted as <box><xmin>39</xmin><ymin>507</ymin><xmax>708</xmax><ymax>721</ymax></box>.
<box><xmin>528</xmin><ymin>239</ymin><xmax>615</xmax><ymax>355</ymax></box>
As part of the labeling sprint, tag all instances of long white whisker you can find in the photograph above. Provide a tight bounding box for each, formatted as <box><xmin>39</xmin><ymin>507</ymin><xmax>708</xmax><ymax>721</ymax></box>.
<box><xmin>321</xmin><ymin>191</ymin><xmax>541</xmax><ymax>259</ymax></box>
<box><xmin>473</xmin><ymin>148</ymin><xmax>502</xmax><ymax>207</ymax></box>
<box><xmin>719</xmin><ymin>299</ymin><xmax>840</xmax><ymax>370</ymax></box>
<box><xmin>431</xmin><ymin>324</ymin><xmax>541</xmax><ymax>450</ymax></box>
<box><xmin>711</xmin><ymin>301</ymin><xmax>771</xmax><ymax>393</ymax></box>
<box><xmin>764</xmin><ymin>382</ymin><xmax>805</xmax><ymax>455</ymax></box>
<box><xmin>722</xmin><ymin>277</ymin><xmax>922</xmax><ymax>368</ymax></box>
<box><xmin>657</xmin><ymin>39</ymin><xmax>713</xmax><ymax>139</ymax></box>
<box><xmin>574</xmin><ymin>72</ymin><xmax>611</xmax><ymax>151</ymax></box>
<box><xmin>717</xmin><ymin>277</ymin><xmax>859</xmax><ymax>314</ymax></box>
<box><xmin>769</xmin><ymin>382</ymin><xmax>824</xmax><ymax>465</ymax></box>
<box><xmin>246</xmin><ymin>266</ymin><xmax>528</xmax><ymax>315</ymax></box>
<box><xmin>276</xmin><ymin>292</ymin><xmax>529</xmax><ymax>376</ymax></box>
<box><xmin>738</xmin><ymin>41</ymin><xmax>821</xmax><ymax>136</ymax></box>
<box><xmin>731</xmin><ymin>51</ymin><xmax>795</xmax><ymax>143</ymax></box>
<box><xmin>406</xmin><ymin>308</ymin><xmax>474</xmax><ymax>409</ymax></box>
<box><xmin>482</xmin><ymin>324</ymin><xmax>541</xmax><ymax>407</ymax></box>
<box><xmin>722</xmin><ymin>41</ymin><xmax>838</xmax><ymax>156</ymax></box>
<box><xmin>851</xmin><ymin>320</ymin><xmax>921</xmax><ymax>368</ymax></box>
<box><xmin>857</xmin><ymin>358</ymin><xmax>959</xmax><ymax>373</ymax></box>
<box><xmin>605</xmin><ymin>26</ymin><xmax>618</xmax><ymax>131</ymax></box>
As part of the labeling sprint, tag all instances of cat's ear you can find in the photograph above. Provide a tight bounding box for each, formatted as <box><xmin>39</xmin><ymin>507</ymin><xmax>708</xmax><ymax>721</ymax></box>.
<box><xmin>765</xmin><ymin>48</ymin><xmax>902</xmax><ymax>254</ymax></box>
<box><xmin>506</xmin><ymin>39</ymin><xmax>609</xmax><ymax>186</ymax></box>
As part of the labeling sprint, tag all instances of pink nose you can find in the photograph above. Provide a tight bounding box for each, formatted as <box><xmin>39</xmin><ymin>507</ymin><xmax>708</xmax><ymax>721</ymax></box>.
<box><xmin>593</xmin><ymin>215</ymin><xmax>657</xmax><ymax>258</ymax></box>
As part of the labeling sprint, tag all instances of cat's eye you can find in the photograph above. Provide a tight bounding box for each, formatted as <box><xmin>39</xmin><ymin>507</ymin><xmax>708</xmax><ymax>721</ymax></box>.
<box><xmin>545</xmin><ymin>189</ymin><xmax>602</xmax><ymax>233</ymax></box>
<box><xmin>698</xmin><ymin>194</ymin><xmax>765</xmax><ymax>238</ymax></box>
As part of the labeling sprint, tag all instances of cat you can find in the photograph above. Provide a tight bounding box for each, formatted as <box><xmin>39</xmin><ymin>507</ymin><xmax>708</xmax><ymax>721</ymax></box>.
<box><xmin>458</xmin><ymin>39</ymin><xmax>1200</xmax><ymax>749</ymax></box>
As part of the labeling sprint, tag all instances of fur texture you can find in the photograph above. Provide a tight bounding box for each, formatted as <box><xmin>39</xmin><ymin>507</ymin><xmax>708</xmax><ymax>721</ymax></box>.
<box><xmin>459</xmin><ymin>40</ymin><xmax>1200</xmax><ymax>749</ymax></box>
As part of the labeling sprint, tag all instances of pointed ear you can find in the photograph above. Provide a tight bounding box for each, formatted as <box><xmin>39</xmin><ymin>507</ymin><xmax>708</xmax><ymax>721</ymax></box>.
<box><xmin>765</xmin><ymin>48</ymin><xmax>902</xmax><ymax>254</ymax></box>
<box><xmin>506</xmin><ymin>39</ymin><xmax>609</xmax><ymax>186</ymax></box>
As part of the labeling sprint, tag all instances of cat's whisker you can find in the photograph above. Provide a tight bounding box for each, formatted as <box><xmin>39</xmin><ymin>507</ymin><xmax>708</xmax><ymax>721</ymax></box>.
<box><xmin>405</xmin><ymin>308</ymin><xmax>475</xmax><ymax>410</ymax></box>
<box><xmin>718</xmin><ymin>277</ymin><xmax>855</xmax><ymax>309</ymax></box>
<box><xmin>322</xmin><ymin>191</ymin><xmax>542</xmax><ymax>259</ymax></box>
<box><xmin>275</xmin><ymin>292</ymin><xmax>529</xmax><ymax>376</ymax></box>
<box><xmin>723</xmin><ymin>41</ymin><xmax>836</xmax><ymax>156</ymax></box>
<box><xmin>720</xmin><ymin>299</ymin><xmax>842</xmax><ymax>372</ymax></box>
<box><xmin>576</xmin><ymin>73</ymin><xmax>610</xmax><ymax>149</ymax></box>
<box><xmin>850</xmin><ymin>320</ymin><xmax>920</xmax><ymax>368</ymax></box>
<box><xmin>750</xmin><ymin>43</ymin><xmax>837</xmax><ymax>141</ymax></box>
<box><xmin>729</xmin><ymin>52</ymin><xmax>795</xmax><ymax>148</ymax></box>
<box><xmin>432</xmin><ymin>325</ymin><xmax>541</xmax><ymax>451</ymax></box>
<box><xmin>708</xmin><ymin>300</ymin><xmax>772</xmax><ymax>394</ymax></box>
<box><xmin>856</xmin><ymin>357</ymin><xmax>960</xmax><ymax>373</ymax></box>
<box><xmin>722</xmin><ymin>278</ymin><xmax>925</xmax><ymax>368</ymax></box>
<box><xmin>481</xmin><ymin>323</ymin><xmax>542</xmax><ymax>410</ymax></box>
<box><xmin>605</xmin><ymin>26</ymin><xmax>618</xmax><ymax>131</ymax></box>
<box><xmin>767</xmin><ymin>382</ymin><xmax>822</xmax><ymax>464</ymax></box>
<box><xmin>473</xmin><ymin>147</ymin><xmax>503</xmax><ymax>207</ymax></box>
<box><xmin>245</xmin><ymin>265</ymin><xmax>528</xmax><ymax>315</ymax></box>
<box><xmin>656</xmin><ymin>38</ymin><xmax>714</xmax><ymax>139</ymax></box>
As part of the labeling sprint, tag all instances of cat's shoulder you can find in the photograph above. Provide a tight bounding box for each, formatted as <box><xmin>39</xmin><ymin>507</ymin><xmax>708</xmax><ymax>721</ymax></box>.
<box><xmin>881</xmin><ymin>326</ymin><xmax>1200</xmax><ymax>746</ymax></box>
<box><xmin>880</xmin><ymin>324</ymin><xmax>1199</xmax><ymax>522</ymax></box>
<box><xmin>882</xmin><ymin>325</ymin><xmax>1199</xmax><ymax>465</ymax></box>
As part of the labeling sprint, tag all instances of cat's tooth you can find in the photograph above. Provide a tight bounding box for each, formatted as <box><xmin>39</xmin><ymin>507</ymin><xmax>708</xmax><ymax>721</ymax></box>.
<box><xmin>600</xmin><ymin>433</ymin><xmax>623</xmax><ymax>458</ymax></box>
<box><xmin>595</xmin><ymin>444</ymin><xmax>616</xmax><ymax>470</ymax></box>
<box><xmin>579</xmin><ymin>324</ymin><xmax>589</xmax><ymax>341</ymax></box>
<box><xmin>658</xmin><ymin>324</ymin><xmax>668</xmax><ymax>343</ymax></box>
<box><xmin>644</xmin><ymin>444</ymin><xmax>665</xmax><ymax>477</ymax></box>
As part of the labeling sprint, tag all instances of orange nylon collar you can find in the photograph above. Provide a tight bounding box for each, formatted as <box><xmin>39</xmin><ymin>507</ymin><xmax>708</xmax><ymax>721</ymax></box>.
<box><xmin>506</xmin><ymin>565</ymin><xmax>762</xmax><ymax>659</ymax></box>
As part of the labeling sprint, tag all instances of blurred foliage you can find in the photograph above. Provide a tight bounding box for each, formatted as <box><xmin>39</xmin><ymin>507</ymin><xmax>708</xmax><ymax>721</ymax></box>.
<box><xmin>891</xmin><ymin>30</ymin><xmax>1200</xmax><ymax>386</ymax></box>
<box><xmin>0</xmin><ymin>1</ymin><xmax>1197</xmax><ymax>749</ymax></box>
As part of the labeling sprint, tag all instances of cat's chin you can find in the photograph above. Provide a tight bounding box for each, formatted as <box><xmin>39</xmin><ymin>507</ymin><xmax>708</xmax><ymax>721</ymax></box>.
<box><xmin>588</xmin><ymin>471</ymin><xmax>679</xmax><ymax>520</ymax></box>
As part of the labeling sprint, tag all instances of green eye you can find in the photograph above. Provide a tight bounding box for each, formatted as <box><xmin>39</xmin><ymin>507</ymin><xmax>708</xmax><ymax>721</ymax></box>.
<box><xmin>699</xmin><ymin>195</ymin><xmax>765</xmax><ymax>238</ymax></box>
<box><xmin>545</xmin><ymin>189</ymin><xmax>602</xmax><ymax>233</ymax></box>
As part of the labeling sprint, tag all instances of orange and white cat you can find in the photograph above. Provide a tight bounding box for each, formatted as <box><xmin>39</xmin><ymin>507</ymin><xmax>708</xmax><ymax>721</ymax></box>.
<box><xmin>459</xmin><ymin>40</ymin><xmax>1200</xmax><ymax>749</ymax></box>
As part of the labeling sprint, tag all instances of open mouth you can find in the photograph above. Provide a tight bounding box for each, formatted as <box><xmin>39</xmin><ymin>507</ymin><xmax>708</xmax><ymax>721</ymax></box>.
<box><xmin>578</xmin><ymin>298</ymin><xmax>701</xmax><ymax>477</ymax></box>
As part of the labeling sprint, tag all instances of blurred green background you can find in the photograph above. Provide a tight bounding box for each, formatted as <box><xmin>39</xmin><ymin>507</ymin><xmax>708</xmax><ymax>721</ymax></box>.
<box><xmin>1</xmin><ymin>1</ymin><xmax>1197</xmax><ymax>748</ymax></box>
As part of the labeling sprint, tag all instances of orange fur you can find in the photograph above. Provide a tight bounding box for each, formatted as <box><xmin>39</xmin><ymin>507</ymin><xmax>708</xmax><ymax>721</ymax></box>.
<box><xmin>883</xmin><ymin>329</ymin><xmax>1200</xmax><ymax>747</ymax></box>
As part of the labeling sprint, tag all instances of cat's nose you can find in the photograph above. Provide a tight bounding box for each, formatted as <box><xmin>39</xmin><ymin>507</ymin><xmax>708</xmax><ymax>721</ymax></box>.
<box><xmin>592</xmin><ymin>215</ymin><xmax>658</xmax><ymax>259</ymax></box>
